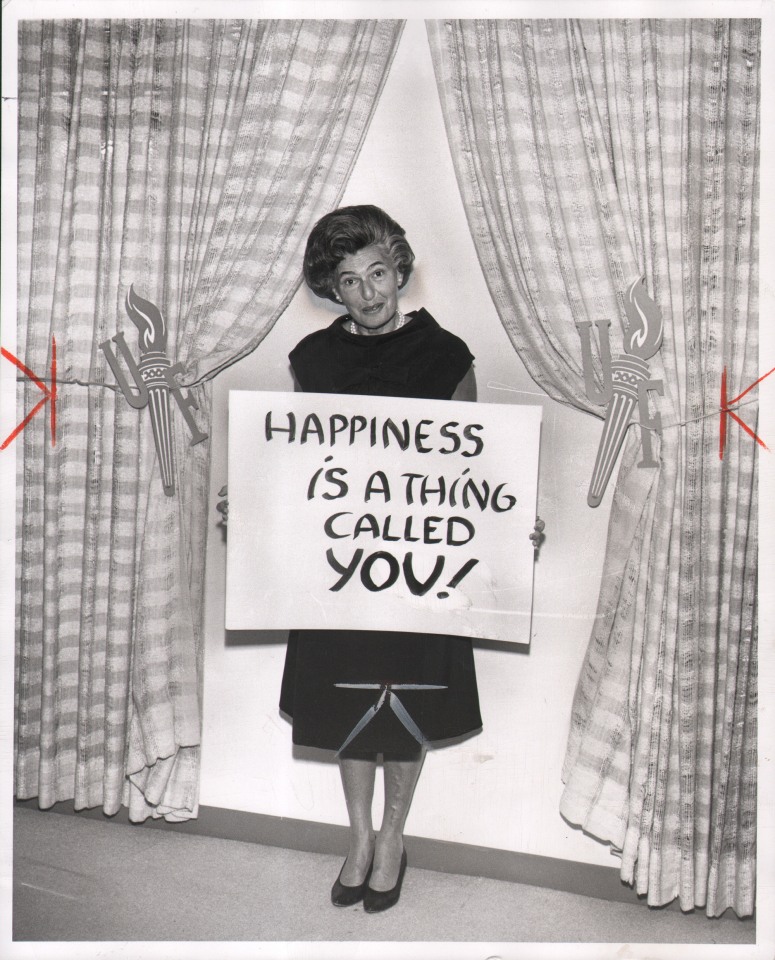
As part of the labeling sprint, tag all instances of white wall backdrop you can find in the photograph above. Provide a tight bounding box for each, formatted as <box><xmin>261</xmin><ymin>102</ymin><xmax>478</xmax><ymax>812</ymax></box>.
<box><xmin>201</xmin><ymin>21</ymin><xmax>620</xmax><ymax>869</ymax></box>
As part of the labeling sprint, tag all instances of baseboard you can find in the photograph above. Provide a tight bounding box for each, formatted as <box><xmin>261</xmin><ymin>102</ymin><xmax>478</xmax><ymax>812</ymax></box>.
<box><xmin>13</xmin><ymin>796</ymin><xmax>652</xmax><ymax>908</ymax></box>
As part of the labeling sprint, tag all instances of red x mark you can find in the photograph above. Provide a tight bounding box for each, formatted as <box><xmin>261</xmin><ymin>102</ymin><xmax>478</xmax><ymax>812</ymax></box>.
<box><xmin>1</xmin><ymin>337</ymin><xmax>57</xmax><ymax>449</ymax></box>
<box><xmin>719</xmin><ymin>365</ymin><xmax>774</xmax><ymax>459</ymax></box>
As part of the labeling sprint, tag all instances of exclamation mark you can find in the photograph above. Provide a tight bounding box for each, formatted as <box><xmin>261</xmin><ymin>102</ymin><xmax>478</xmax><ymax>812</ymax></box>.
<box><xmin>436</xmin><ymin>558</ymin><xmax>479</xmax><ymax>599</ymax></box>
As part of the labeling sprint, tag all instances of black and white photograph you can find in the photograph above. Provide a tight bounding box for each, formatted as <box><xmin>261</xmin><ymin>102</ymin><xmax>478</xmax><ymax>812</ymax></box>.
<box><xmin>1</xmin><ymin>2</ymin><xmax>772</xmax><ymax>958</ymax></box>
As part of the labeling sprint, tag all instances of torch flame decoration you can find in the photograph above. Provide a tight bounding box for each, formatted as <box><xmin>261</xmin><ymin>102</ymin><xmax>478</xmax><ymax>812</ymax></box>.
<box><xmin>623</xmin><ymin>276</ymin><xmax>663</xmax><ymax>360</ymax></box>
<box><xmin>126</xmin><ymin>284</ymin><xmax>167</xmax><ymax>352</ymax></box>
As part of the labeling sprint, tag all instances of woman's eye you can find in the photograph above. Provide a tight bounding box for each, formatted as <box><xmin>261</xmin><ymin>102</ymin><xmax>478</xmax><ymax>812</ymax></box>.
<box><xmin>373</xmin><ymin>270</ymin><xmax>384</xmax><ymax>279</ymax></box>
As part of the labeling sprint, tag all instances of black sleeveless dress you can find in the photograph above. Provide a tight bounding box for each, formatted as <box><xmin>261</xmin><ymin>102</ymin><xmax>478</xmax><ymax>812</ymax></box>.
<box><xmin>279</xmin><ymin>309</ymin><xmax>483</xmax><ymax>757</ymax></box>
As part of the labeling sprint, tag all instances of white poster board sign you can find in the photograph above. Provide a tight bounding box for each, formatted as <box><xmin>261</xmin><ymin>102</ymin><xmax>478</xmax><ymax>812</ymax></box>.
<box><xmin>226</xmin><ymin>391</ymin><xmax>541</xmax><ymax>644</ymax></box>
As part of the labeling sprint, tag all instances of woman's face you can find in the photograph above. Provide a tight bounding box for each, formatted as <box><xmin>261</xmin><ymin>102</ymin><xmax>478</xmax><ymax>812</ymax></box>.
<box><xmin>332</xmin><ymin>243</ymin><xmax>402</xmax><ymax>333</ymax></box>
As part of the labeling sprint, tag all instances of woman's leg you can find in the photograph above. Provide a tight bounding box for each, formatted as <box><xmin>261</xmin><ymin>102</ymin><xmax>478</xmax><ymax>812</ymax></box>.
<box><xmin>338</xmin><ymin>756</ymin><xmax>377</xmax><ymax>884</ymax></box>
<box><xmin>370</xmin><ymin>753</ymin><xmax>424</xmax><ymax>891</ymax></box>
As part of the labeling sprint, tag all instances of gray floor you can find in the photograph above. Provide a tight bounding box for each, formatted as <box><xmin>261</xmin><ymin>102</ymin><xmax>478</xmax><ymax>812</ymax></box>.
<box><xmin>13</xmin><ymin>806</ymin><xmax>755</xmax><ymax>946</ymax></box>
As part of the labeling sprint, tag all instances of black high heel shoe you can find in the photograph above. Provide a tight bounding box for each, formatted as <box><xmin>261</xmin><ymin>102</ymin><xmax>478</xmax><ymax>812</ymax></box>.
<box><xmin>363</xmin><ymin>849</ymin><xmax>407</xmax><ymax>913</ymax></box>
<box><xmin>331</xmin><ymin>856</ymin><xmax>374</xmax><ymax>907</ymax></box>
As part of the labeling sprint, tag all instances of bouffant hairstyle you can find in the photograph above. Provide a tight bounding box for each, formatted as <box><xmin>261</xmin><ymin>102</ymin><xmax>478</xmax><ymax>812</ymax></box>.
<box><xmin>303</xmin><ymin>205</ymin><xmax>415</xmax><ymax>302</ymax></box>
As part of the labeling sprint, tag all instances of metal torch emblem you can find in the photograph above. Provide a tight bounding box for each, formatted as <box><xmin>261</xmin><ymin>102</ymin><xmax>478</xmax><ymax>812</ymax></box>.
<box><xmin>576</xmin><ymin>277</ymin><xmax>664</xmax><ymax>507</ymax></box>
<box><xmin>99</xmin><ymin>286</ymin><xmax>208</xmax><ymax>496</ymax></box>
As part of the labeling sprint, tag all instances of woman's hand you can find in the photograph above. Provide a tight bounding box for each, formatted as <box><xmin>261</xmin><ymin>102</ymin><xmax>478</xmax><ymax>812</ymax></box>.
<box><xmin>529</xmin><ymin>517</ymin><xmax>545</xmax><ymax>556</ymax></box>
<box><xmin>216</xmin><ymin>485</ymin><xmax>229</xmax><ymax>526</ymax></box>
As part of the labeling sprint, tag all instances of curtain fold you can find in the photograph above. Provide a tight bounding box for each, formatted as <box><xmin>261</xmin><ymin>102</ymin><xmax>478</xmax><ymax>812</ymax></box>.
<box><xmin>16</xmin><ymin>18</ymin><xmax>404</xmax><ymax>822</ymax></box>
<box><xmin>428</xmin><ymin>17</ymin><xmax>758</xmax><ymax>916</ymax></box>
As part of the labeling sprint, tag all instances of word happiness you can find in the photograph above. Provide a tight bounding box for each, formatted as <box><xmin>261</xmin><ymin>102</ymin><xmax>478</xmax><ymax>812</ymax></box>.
<box><xmin>265</xmin><ymin>411</ymin><xmax>484</xmax><ymax>458</ymax></box>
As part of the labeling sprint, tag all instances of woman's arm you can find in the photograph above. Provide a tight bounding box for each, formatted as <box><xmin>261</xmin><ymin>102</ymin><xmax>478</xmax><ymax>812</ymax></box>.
<box><xmin>451</xmin><ymin>366</ymin><xmax>477</xmax><ymax>402</ymax></box>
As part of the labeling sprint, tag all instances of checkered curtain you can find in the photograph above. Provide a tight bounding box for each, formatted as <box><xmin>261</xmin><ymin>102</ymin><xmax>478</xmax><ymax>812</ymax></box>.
<box><xmin>15</xmin><ymin>19</ymin><xmax>403</xmax><ymax>821</ymax></box>
<box><xmin>428</xmin><ymin>19</ymin><xmax>758</xmax><ymax>916</ymax></box>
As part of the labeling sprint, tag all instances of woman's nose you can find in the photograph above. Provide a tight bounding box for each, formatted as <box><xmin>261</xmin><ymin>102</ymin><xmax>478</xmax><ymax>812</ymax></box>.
<box><xmin>361</xmin><ymin>279</ymin><xmax>375</xmax><ymax>300</ymax></box>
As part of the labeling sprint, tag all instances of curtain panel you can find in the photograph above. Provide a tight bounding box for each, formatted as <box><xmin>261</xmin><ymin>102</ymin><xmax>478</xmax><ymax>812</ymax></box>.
<box><xmin>15</xmin><ymin>18</ymin><xmax>403</xmax><ymax>821</ymax></box>
<box><xmin>428</xmin><ymin>18</ymin><xmax>758</xmax><ymax>916</ymax></box>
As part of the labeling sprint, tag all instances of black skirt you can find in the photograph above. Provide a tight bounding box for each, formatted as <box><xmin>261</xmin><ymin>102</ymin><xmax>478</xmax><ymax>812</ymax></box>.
<box><xmin>279</xmin><ymin>629</ymin><xmax>482</xmax><ymax>755</ymax></box>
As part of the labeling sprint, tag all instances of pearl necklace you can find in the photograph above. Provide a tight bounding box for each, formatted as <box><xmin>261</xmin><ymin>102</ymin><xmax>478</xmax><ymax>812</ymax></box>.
<box><xmin>347</xmin><ymin>310</ymin><xmax>406</xmax><ymax>336</ymax></box>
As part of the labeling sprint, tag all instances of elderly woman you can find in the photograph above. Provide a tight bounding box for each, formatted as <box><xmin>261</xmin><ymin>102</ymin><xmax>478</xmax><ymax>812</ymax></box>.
<box><xmin>221</xmin><ymin>205</ymin><xmax>542</xmax><ymax>912</ymax></box>
<box><xmin>278</xmin><ymin>204</ymin><xmax>483</xmax><ymax>913</ymax></box>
